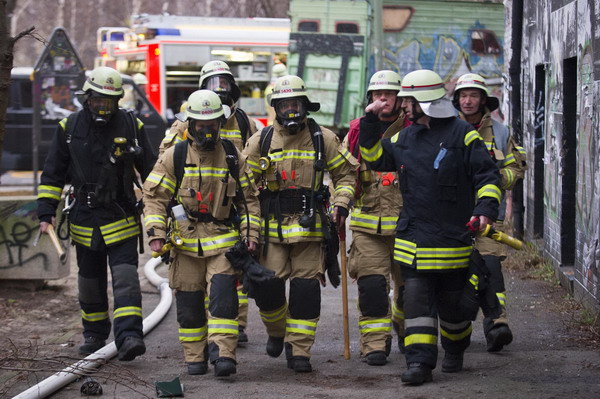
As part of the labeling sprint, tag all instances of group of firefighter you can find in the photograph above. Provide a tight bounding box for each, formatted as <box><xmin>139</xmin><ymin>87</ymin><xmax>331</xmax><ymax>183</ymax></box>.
<box><xmin>37</xmin><ymin>57</ymin><xmax>526</xmax><ymax>384</ymax></box>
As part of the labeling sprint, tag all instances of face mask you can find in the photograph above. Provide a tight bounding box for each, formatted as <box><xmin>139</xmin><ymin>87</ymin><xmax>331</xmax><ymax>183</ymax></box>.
<box><xmin>205</xmin><ymin>76</ymin><xmax>233</xmax><ymax>106</ymax></box>
<box><xmin>189</xmin><ymin>120</ymin><xmax>220</xmax><ymax>150</ymax></box>
<box><xmin>275</xmin><ymin>99</ymin><xmax>306</xmax><ymax>134</ymax></box>
<box><xmin>88</xmin><ymin>96</ymin><xmax>118</xmax><ymax>126</ymax></box>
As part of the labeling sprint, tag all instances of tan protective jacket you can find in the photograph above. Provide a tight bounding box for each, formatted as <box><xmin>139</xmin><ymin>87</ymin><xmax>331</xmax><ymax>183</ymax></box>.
<box><xmin>159</xmin><ymin>110</ymin><xmax>258</xmax><ymax>156</ymax></box>
<box><xmin>344</xmin><ymin>116</ymin><xmax>404</xmax><ymax>236</ymax></box>
<box><xmin>143</xmin><ymin>134</ymin><xmax>260</xmax><ymax>258</ymax></box>
<box><xmin>244</xmin><ymin>119</ymin><xmax>358</xmax><ymax>244</ymax></box>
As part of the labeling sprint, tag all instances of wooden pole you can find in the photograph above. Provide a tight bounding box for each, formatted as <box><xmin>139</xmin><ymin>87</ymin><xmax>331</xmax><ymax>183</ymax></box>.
<box><xmin>339</xmin><ymin>230</ymin><xmax>350</xmax><ymax>359</ymax></box>
<box><xmin>47</xmin><ymin>224</ymin><xmax>67</xmax><ymax>263</ymax></box>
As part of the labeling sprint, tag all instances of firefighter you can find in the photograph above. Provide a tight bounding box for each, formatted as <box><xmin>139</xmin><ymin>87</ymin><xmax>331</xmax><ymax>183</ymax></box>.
<box><xmin>143</xmin><ymin>90</ymin><xmax>260</xmax><ymax>377</ymax></box>
<box><xmin>159</xmin><ymin>60</ymin><xmax>257</xmax><ymax>155</ymax></box>
<box><xmin>158</xmin><ymin>60</ymin><xmax>257</xmax><ymax>344</ymax></box>
<box><xmin>343</xmin><ymin>70</ymin><xmax>407</xmax><ymax>365</ymax></box>
<box><xmin>264</xmin><ymin>63</ymin><xmax>288</xmax><ymax>125</ymax></box>
<box><xmin>453</xmin><ymin>73</ymin><xmax>526</xmax><ymax>352</ymax></box>
<box><xmin>243</xmin><ymin>75</ymin><xmax>357</xmax><ymax>372</ymax></box>
<box><xmin>359</xmin><ymin>69</ymin><xmax>501</xmax><ymax>384</ymax></box>
<box><xmin>37</xmin><ymin>66</ymin><xmax>156</xmax><ymax>361</ymax></box>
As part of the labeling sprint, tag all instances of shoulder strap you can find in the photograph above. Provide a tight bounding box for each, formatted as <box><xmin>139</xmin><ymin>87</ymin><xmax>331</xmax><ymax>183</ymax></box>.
<box><xmin>221</xmin><ymin>138</ymin><xmax>240</xmax><ymax>182</ymax></box>
<box><xmin>64</xmin><ymin>112</ymin><xmax>88</xmax><ymax>185</ymax></box>
<box><xmin>234</xmin><ymin>108</ymin><xmax>251</xmax><ymax>146</ymax></box>
<box><xmin>307</xmin><ymin>118</ymin><xmax>326</xmax><ymax>172</ymax></box>
<box><xmin>259</xmin><ymin>125</ymin><xmax>274</xmax><ymax>158</ymax></box>
<box><xmin>173</xmin><ymin>140</ymin><xmax>188</xmax><ymax>196</ymax></box>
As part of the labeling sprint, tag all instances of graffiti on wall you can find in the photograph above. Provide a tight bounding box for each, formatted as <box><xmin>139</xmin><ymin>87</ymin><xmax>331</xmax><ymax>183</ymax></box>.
<box><xmin>0</xmin><ymin>199</ymin><xmax>69</xmax><ymax>280</ymax></box>
<box><xmin>382</xmin><ymin>21</ymin><xmax>503</xmax><ymax>82</ymax></box>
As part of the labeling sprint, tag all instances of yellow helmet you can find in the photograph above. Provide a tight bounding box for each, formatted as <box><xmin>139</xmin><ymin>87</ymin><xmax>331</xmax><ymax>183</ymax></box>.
<box><xmin>367</xmin><ymin>70</ymin><xmax>402</xmax><ymax>93</ymax></box>
<box><xmin>397</xmin><ymin>69</ymin><xmax>446</xmax><ymax>102</ymax></box>
<box><xmin>185</xmin><ymin>90</ymin><xmax>227</xmax><ymax>121</ymax></box>
<box><xmin>82</xmin><ymin>66</ymin><xmax>123</xmax><ymax>97</ymax></box>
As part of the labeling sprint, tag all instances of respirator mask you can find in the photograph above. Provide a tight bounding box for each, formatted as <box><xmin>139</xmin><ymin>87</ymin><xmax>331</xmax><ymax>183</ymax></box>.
<box><xmin>275</xmin><ymin>98</ymin><xmax>306</xmax><ymax>134</ymax></box>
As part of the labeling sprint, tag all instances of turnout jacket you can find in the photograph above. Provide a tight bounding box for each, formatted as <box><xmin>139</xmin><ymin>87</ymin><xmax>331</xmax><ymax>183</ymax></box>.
<box><xmin>143</xmin><ymin>134</ymin><xmax>260</xmax><ymax>258</ymax></box>
<box><xmin>37</xmin><ymin>108</ymin><xmax>156</xmax><ymax>250</ymax></box>
<box><xmin>244</xmin><ymin>119</ymin><xmax>358</xmax><ymax>244</ymax></box>
<box><xmin>460</xmin><ymin>108</ymin><xmax>526</xmax><ymax>221</ymax></box>
<box><xmin>344</xmin><ymin>113</ymin><xmax>405</xmax><ymax>236</ymax></box>
<box><xmin>159</xmin><ymin>108</ymin><xmax>257</xmax><ymax>156</ymax></box>
<box><xmin>359</xmin><ymin>116</ymin><xmax>501</xmax><ymax>272</ymax></box>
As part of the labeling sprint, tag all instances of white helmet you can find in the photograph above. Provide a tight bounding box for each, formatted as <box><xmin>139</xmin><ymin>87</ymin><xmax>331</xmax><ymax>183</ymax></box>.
<box><xmin>133</xmin><ymin>73</ymin><xmax>148</xmax><ymax>85</ymax></box>
<box><xmin>271</xmin><ymin>63</ymin><xmax>288</xmax><ymax>78</ymax></box>
<box><xmin>186</xmin><ymin>90</ymin><xmax>230</xmax><ymax>121</ymax></box>
<box><xmin>453</xmin><ymin>73</ymin><xmax>499</xmax><ymax>112</ymax></box>
<box><xmin>185</xmin><ymin>90</ymin><xmax>230</xmax><ymax>150</ymax></box>
<box><xmin>398</xmin><ymin>69</ymin><xmax>455</xmax><ymax>118</ymax></box>
<box><xmin>367</xmin><ymin>70</ymin><xmax>402</xmax><ymax>94</ymax></box>
<box><xmin>82</xmin><ymin>67</ymin><xmax>123</xmax><ymax>97</ymax></box>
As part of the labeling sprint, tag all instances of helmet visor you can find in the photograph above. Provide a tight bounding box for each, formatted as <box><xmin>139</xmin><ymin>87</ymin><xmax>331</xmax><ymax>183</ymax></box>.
<box><xmin>204</xmin><ymin>76</ymin><xmax>232</xmax><ymax>94</ymax></box>
<box><xmin>275</xmin><ymin>98</ymin><xmax>306</xmax><ymax>121</ymax></box>
<box><xmin>88</xmin><ymin>96</ymin><xmax>118</xmax><ymax>116</ymax></box>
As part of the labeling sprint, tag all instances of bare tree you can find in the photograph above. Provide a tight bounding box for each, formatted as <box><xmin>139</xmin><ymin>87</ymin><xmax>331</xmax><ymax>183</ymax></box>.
<box><xmin>0</xmin><ymin>0</ymin><xmax>35</xmax><ymax>167</ymax></box>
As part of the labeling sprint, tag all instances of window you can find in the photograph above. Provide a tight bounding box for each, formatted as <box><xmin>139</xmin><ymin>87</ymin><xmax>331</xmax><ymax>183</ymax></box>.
<box><xmin>471</xmin><ymin>29</ymin><xmax>502</xmax><ymax>55</ymax></box>
<box><xmin>335</xmin><ymin>22</ymin><xmax>359</xmax><ymax>34</ymax></box>
<box><xmin>383</xmin><ymin>6</ymin><xmax>413</xmax><ymax>32</ymax></box>
<box><xmin>298</xmin><ymin>20</ymin><xmax>319</xmax><ymax>32</ymax></box>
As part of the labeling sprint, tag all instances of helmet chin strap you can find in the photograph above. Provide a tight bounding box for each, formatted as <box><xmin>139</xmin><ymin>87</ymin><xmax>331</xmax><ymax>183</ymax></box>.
<box><xmin>408</xmin><ymin>102</ymin><xmax>425</xmax><ymax>122</ymax></box>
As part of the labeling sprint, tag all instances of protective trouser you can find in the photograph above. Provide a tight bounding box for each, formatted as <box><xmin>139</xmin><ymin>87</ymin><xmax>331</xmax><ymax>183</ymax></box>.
<box><xmin>390</xmin><ymin>262</ymin><xmax>405</xmax><ymax>342</ymax></box>
<box><xmin>169</xmin><ymin>252</ymin><xmax>239</xmax><ymax>363</ymax></box>
<box><xmin>237</xmin><ymin>284</ymin><xmax>249</xmax><ymax>329</ymax></box>
<box><xmin>76</xmin><ymin>237</ymin><xmax>143</xmax><ymax>349</ymax></box>
<box><xmin>481</xmin><ymin>254</ymin><xmax>509</xmax><ymax>335</ymax></box>
<box><xmin>257</xmin><ymin>241</ymin><xmax>322</xmax><ymax>358</ymax></box>
<box><xmin>348</xmin><ymin>232</ymin><xmax>395</xmax><ymax>355</ymax></box>
<box><xmin>402</xmin><ymin>266</ymin><xmax>471</xmax><ymax>369</ymax></box>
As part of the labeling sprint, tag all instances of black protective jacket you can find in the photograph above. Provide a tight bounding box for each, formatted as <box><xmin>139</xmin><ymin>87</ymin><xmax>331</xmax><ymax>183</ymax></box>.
<box><xmin>37</xmin><ymin>108</ymin><xmax>157</xmax><ymax>250</ymax></box>
<box><xmin>359</xmin><ymin>116</ymin><xmax>501</xmax><ymax>271</ymax></box>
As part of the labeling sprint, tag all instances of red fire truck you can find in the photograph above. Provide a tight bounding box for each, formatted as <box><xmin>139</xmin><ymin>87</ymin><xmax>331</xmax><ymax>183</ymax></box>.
<box><xmin>96</xmin><ymin>15</ymin><xmax>290</xmax><ymax>126</ymax></box>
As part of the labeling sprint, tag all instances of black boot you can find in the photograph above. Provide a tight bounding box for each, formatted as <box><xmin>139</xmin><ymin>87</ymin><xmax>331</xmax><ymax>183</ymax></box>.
<box><xmin>187</xmin><ymin>361</ymin><xmax>208</xmax><ymax>375</ymax></box>
<box><xmin>366</xmin><ymin>350</ymin><xmax>387</xmax><ymax>366</ymax></box>
<box><xmin>486</xmin><ymin>324</ymin><xmax>513</xmax><ymax>352</ymax></box>
<box><xmin>79</xmin><ymin>336</ymin><xmax>106</xmax><ymax>354</ymax></box>
<box><xmin>266</xmin><ymin>336</ymin><xmax>284</xmax><ymax>357</ymax></box>
<box><xmin>117</xmin><ymin>336</ymin><xmax>146</xmax><ymax>361</ymax></box>
<box><xmin>287</xmin><ymin>356</ymin><xmax>312</xmax><ymax>372</ymax></box>
<box><xmin>238</xmin><ymin>326</ymin><xmax>248</xmax><ymax>344</ymax></box>
<box><xmin>214</xmin><ymin>357</ymin><xmax>237</xmax><ymax>377</ymax></box>
<box><xmin>441</xmin><ymin>352</ymin><xmax>463</xmax><ymax>373</ymax></box>
<box><xmin>401</xmin><ymin>363</ymin><xmax>433</xmax><ymax>385</ymax></box>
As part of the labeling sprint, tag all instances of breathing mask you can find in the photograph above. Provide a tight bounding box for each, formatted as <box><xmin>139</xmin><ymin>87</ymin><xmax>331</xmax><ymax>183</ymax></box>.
<box><xmin>275</xmin><ymin>98</ymin><xmax>306</xmax><ymax>134</ymax></box>
<box><xmin>87</xmin><ymin>94</ymin><xmax>119</xmax><ymax>126</ymax></box>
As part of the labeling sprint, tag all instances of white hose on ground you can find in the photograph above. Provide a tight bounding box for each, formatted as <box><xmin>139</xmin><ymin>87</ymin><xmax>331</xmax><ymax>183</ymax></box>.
<box><xmin>13</xmin><ymin>257</ymin><xmax>171</xmax><ymax>399</ymax></box>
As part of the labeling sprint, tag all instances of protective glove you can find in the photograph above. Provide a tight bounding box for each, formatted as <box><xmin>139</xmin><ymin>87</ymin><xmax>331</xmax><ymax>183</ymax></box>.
<box><xmin>324</xmin><ymin>218</ymin><xmax>341</xmax><ymax>288</ymax></box>
<box><xmin>225</xmin><ymin>241</ymin><xmax>275</xmax><ymax>298</ymax></box>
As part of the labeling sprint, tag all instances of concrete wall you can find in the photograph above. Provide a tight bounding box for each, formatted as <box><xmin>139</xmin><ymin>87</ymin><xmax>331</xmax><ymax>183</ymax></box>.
<box><xmin>509</xmin><ymin>0</ymin><xmax>600</xmax><ymax>309</ymax></box>
<box><xmin>0</xmin><ymin>197</ymin><xmax>70</xmax><ymax>280</ymax></box>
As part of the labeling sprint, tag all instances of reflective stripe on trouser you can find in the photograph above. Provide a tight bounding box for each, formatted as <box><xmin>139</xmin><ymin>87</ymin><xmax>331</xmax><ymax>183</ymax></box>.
<box><xmin>285</xmin><ymin>317</ymin><xmax>319</xmax><ymax>358</ymax></box>
<box><xmin>176</xmin><ymin>290</ymin><xmax>208</xmax><ymax>362</ymax></box>
<box><xmin>208</xmin><ymin>318</ymin><xmax>239</xmax><ymax>360</ymax></box>
<box><xmin>259</xmin><ymin>303</ymin><xmax>287</xmax><ymax>338</ymax></box>
<box><xmin>402</xmin><ymin>266</ymin><xmax>471</xmax><ymax>368</ymax></box>
<box><xmin>76</xmin><ymin>239</ymin><xmax>142</xmax><ymax>346</ymax></box>
<box><xmin>237</xmin><ymin>285</ymin><xmax>249</xmax><ymax>328</ymax></box>
<box><xmin>358</xmin><ymin>317</ymin><xmax>392</xmax><ymax>354</ymax></box>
